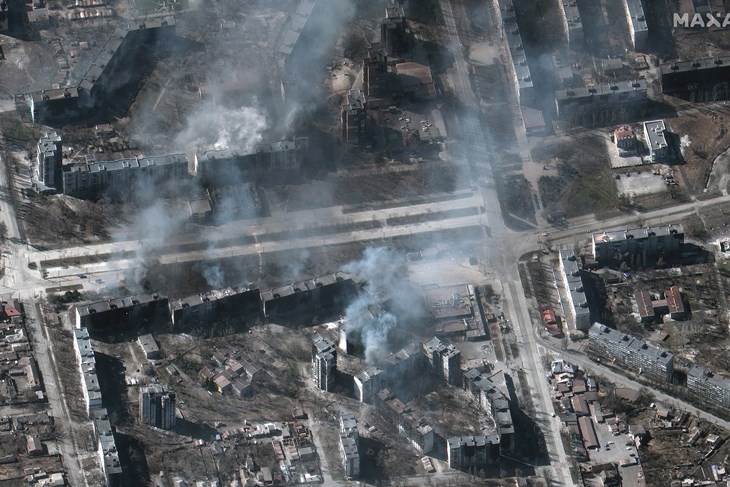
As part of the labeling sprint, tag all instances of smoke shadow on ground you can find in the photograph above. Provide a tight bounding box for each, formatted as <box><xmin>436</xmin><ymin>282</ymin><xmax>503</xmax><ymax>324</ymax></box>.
<box><xmin>173</xmin><ymin>418</ymin><xmax>217</xmax><ymax>441</ymax></box>
<box><xmin>115</xmin><ymin>432</ymin><xmax>151</xmax><ymax>486</ymax></box>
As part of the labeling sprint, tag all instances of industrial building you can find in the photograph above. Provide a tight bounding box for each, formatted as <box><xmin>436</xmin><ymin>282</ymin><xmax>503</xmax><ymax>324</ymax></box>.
<box><xmin>634</xmin><ymin>286</ymin><xmax>687</xmax><ymax>323</ymax></box>
<box><xmin>446</xmin><ymin>435</ymin><xmax>500</xmax><ymax>470</ymax></box>
<box><xmin>661</xmin><ymin>56</ymin><xmax>730</xmax><ymax>102</ymax></box>
<box><xmin>686</xmin><ymin>365</ymin><xmax>730</xmax><ymax>410</ymax></box>
<box><xmin>591</xmin><ymin>224</ymin><xmax>684</xmax><ymax>268</ymax></box>
<box><xmin>375</xmin><ymin>389</ymin><xmax>434</xmax><ymax>454</ymax></box>
<box><xmin>560</xmin><ymin>0</ymin><xmax>583</xmax><ymax>49</ymax></box>
<box><xmin>262</xmin><ymin>272</ymin><xmax>357</xmax><ymax>318</ymax></box>
<box><xmin>394</xmin><ymin>62</ymin><xmax>436</xmax><ymax>101</ymax></box>
<box><xmin>169</xmin><ymin>286</ymin><xmax>261</xmax><ymax>329</ymax></box>
<box><xmin>462</xmin><ymin>369</ymin><xmax>515</xmax><ymax>453</ymax></box>
<box><xmin>643</xmin><ymin>120</ymin><xmax>671</xmax><ymax>162</ymax></box>
<box><xmin>341</xmin><ymin>89</ymin><xmax>368</xmax><ymax>150</ymax></box>
<box><xmin>27</xmin><ymin>16</ymin><xmax>176</xmax><ymax>124</ymax></box>
<box><xmin>380</xmin><ymin>5</ymin><xmax>407</xmax><ymax>57</ymax></box>
<box><xmin>312</xmin><ymin>334</ymin><xmax>337</xmax><ymax>392</ymax></box>
<box><xmin>36</xmin><ymin>132</ymin><xmax>62</xmax><ymax>193</ymax></box>
<box><xmin>497</xmin><ymin>0</ymin><xmax>534</xmax><ymax>105</ymax></box>
<box><xmin>74</xmin><ymin>292</ymin><xmax>170</xmax><ymax>332</ymax></box>
<box><xmin>554</xmin><ymin>80</ymin><xmax>648</xmax><ymax>127</ymax></box>
<box><xmin>422</xmin><ymin>337</ymin><xmax>462</xmax><ymax>386</ymax></box>
<box><xmin>139</xmin><ymin>385</ymin><xmax>176</xmax><ymax>430</ymax></box>
<box><xmin>193</xmin><ymin>137</ymin><xmax>309</xmax><ymax>186</ymax></box>
<box><xmin>621</xmin><ymin>0</ymin><xmax>648</xmax><ymax>51</ymax></box>
<box><xmin>62</xmin><ymin>153</ymin><xmax>190</xmax><ymax>200</ymax></box>
<box><xmin>558</xmin><ymin>250</ymin><xmax>592</xmax><ymax>332</ymax></box>
<box><xmin>588</xmin><ymin>323</ymin><xmax>674</xmax><ymax>382</ymax></box>
<box><xmin>338</xmin><ymin>413</ymin><xmax>360</xmax><ymax>478</ymax></box>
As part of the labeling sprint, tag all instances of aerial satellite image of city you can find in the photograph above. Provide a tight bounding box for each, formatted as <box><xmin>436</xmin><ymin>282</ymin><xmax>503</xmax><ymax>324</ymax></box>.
<box><xmin>2</xmin><ymin>0</ymin><xmax>730</xmax><ymax>485</ymax></box>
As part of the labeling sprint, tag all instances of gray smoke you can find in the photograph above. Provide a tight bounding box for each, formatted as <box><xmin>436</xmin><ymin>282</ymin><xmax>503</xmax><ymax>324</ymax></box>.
<box><xmin>173</xmin><ymin>99</ymin><xmax>268</xmax><ymax>152</ymax></box>
<box><xmin>342</xmin><ymin>246</ymin><xmax>423</xmax><ymax>364</ymax></box>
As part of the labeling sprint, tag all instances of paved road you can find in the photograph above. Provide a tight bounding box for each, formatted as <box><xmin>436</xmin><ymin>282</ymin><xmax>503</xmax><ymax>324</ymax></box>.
<box><xmin>542</xmin><ymin>341</ymin><xmax>730</xmax><ymax>432</ymax></box>
<box><xmin>0</xmin><ymin>155</ymin><xmax>93</xmax><ymax>487</ymax></box>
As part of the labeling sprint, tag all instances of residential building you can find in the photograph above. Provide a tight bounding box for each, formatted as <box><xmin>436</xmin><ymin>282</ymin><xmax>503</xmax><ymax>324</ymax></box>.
<box><xmin>380</xmin><ymin>6</ymin><xmax>407</xmax><ymax>57</ymax></box>
<box><xmin>643</xmin><ymin>120</ymin><xmax>671</xmax><ymax>162</ymax></box>
<box><xmin>588</xmin><ymin>323</ymin><xmax>674</xmax><ymax>382</ymax></box>
<box><xmin>339</xmin><ymin>413</ymin><xmax>360</xmax><ymax>478</ymax></box>
<box><xmin>62</xmin><ymin>153</ymin><xmax>190</xmax><ymax>199</ymax></box>
<box><xmin>137</xmin><ymin>334</ymin><xmax>160</xmax><ymax>360</ymax></box>
<box><xmin>560</xmin><ymin>0</ymin><xmax>583</xmax><ymax>49</ymax></box>
<box><xmin>555</xmin><ymin>80</ymin><xmax>648</xmax><ymax>127</ymax></box>
<box><xmin>139</xmin><ymin>385</ymin><xmax>176</xmax><ymax>430</ymax></box>
<box><xmin>497</xmin><ymin>0</ymin><xmax>534</xmax><ymax>105</ymax></box>
<box><xmin>261</xmin><ymin>272</ymin><xmax>357</xmax><ymax>318</ymax></box>
<box><xmin>92</xmin><ymin>410</ymin><xmax>122</xmax><ymax>486</ymax></box>
<box><xmin>36</xmin><ymin>132</ymin><xmax>62</xmax><ymax>192</ymax></box>
<box><xmin>193</xmin><ymin>137</ymin><xmax>309</xmax><ymax>186</ymax></box>
<box><xmin>27</xmin><ymin>17</ymin><xmax>176</xmax><ymax>124</ymax></box>
<box><xmin>591</xmin><ymin>224</ymin><xmax>684</xmax><ymax>268</ymax></box>
<box><xmin>422</xmin><ymin>336</ymin><xmax>462</xmax><ymax>386</ymax></box>
<box><xmin>613</xmin><ymin>125</ymin><xmax>638</xmax><ymax>156</ymax></box>
<box><xmin>353</xmin><ymin>365</ymin><xmax>383</xmax><ymax>403</ymax></box>
<box><xmin>75</xmin><ymin>292</ymin><xmax>170</xmax><ymax>332</ymax></box>
<box><xmin>312</xmin><ymin>334</ymin><xmax>337</xmax><ymax>392</ymax></box>
<box><xmin>169</xmin><ymin>286</ymin><xmax>261</xmax><ymax>329</ymax></box>
<box><xmin>661</xmin><ymin>57</ymin><xmax>730</xmax><ymax>102</ymax></box>
<box><xmin>341</xmin><ymin>89</ymin><xmax>368</xmax><ymax>150</ymax></box>
<box><xmin>462</xmin><ymin>369</ymin><xmax>515</xmax><ymax>453</ymax></box>
<box><xmin>447</xmin><ymin>435</ymin><xmax>500</xmax><ymax>470</ymax></box>
<box><xmin>558</xmin><ymin>250</ymin><xmax>592</xmax><ymax>332</ymax></box>
<box><xmin>686</xmin><ymin>365</ymin><xmax>730</xmax><ymax>410</ymax></box>
<box><xmin>621</xmin><ymin>0</ymin><xmax>648</xmax><ymax>50</ymax></box>
<box><xmin>634</xmin><ymin>286</ymin><xmax>687</xmax><ymax>322</ymax></box>
<box><xmin>375</xmin><ymin>389</ymin><xmax>434</xmax><ymax>453</ymax></box>
<box><xmin>73</xmin><ymin>327</ymin><xmax>102</xmax><ymax>415</ymax></box>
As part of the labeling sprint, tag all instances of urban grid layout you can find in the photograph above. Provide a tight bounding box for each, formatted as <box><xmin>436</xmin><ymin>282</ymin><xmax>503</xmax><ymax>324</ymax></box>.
<box><xmin>2</xmin><ymin>0</ymin><xmax>730</xmax><ymax>486</ymax></box>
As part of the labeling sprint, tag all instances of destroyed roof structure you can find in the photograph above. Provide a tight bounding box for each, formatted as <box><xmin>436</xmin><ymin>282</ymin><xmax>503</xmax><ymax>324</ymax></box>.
<box><xmin>375</xmin><ymin>389</ymin><xmax>434</xmax><ymax>454</ymax></box>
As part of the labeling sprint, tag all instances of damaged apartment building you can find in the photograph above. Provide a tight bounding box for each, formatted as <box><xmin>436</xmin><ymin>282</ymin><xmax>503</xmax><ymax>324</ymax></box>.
<box><xmin>74</xmin><ymin>292</ymin><xmax>170</xmax><ymax>333</ymax></box>
<box><xmin>261</xmin><ymin>272</ymin><xmax>358</xmax><ymax>318</ymax></box>
<box><xmin>462</xmin><ymin>368</ymin><xmax>516</xmax><ymax>456</ymax></box>
<box><xmin>26</xmin><ymin>16</ymin><xmax>177</xmax><ymax>124</ymax></box>
<box><xmin>73</xmin><ymin>327</ymin><xmax>122</xmax><ymax>485</ymax></box>
<box><xmin>170</xmin><ymin>286</ymin><xmax>262</xmax><ymax>330</ymax></box>
<box><xmin>38</xmin><ymin>132</ymin><xmax>308</xmax><ymax>200</ymax></box>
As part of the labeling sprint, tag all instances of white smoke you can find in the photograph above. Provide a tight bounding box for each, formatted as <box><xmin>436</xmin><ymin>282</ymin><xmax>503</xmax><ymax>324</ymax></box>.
<box><xmin>174</xmin><ymin>100</ymin><xmax>268</xmax><ymax>152</ymax></box>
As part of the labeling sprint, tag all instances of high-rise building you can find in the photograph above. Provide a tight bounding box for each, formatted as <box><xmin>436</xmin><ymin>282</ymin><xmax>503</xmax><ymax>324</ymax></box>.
<box><xmin>139</xmin><ymin>385</ymin><xmax>176</xmax><ymax>430</ymax></box>
<box><xmin>37</xmin><ymin>132</ymin><xmax>62</xmax><ymax>192</ymax></box>
<box><xmin>422</xmin><ymin>337</ymin><xmax>462</xmax><ymax>386</ymax></box>
<box><xmin>341</xmin><ymin>89</ymin><xmax>368</xmax><ymax>150</ymax></box>
<box><xmin>380</xmin><ymin>6</ymin><xmax>407</xmax><ymax>57</ymax></box>
<box><xmin>312</xmin><ymin>334</ymin><xmax>337</xmax><ymax>392</ymax></box>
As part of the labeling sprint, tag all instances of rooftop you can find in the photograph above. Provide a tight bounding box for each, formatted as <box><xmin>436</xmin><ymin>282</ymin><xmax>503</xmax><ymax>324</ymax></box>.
<box><xmin>591</xmin><ymin>224</ymin><xmax>684</xmax><ymax>244</ymax></box>
<box><xmin>555</xmin><ymin>79</ymin><xmax>647</xmax><ymax>101</ymax></box>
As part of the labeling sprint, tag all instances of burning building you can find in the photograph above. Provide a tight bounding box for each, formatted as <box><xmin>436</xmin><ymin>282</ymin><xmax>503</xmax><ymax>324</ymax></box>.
<box><xmin>74</xmin><ymin>292</ymin><xmax>170</xmax><ymax>332</ymax></box>
<box><xmin>262</xmin><ymin>272</ymin><xmax>357</xmax><ymax>319</ymax></box>
<box><xmin>341</xmin><ymin>89</ymin><xmax>368</xmax><ymax>150</ymax></box>
<box><xmin>193</xmin><ymin>137</ymin><xmax>309</xmax><ymax>186</ymax></box>
<box><xmin>169</xmin><ymin>285</ymin><xmax>261</xmax><ymax>330</ymax></box>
